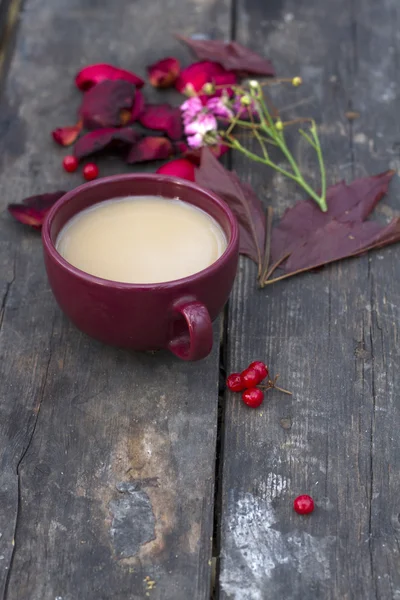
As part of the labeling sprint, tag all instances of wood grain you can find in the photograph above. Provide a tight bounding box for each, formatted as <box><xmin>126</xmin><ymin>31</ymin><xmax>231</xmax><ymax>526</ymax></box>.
<box><xmin>0</xmin><ymin>1</ymin><xmax>230</xmax><ymax>598</ymax></box>
<box><xmin>219</xmin><ymin>0</ymin><xmax>400</xmax><ymax>598</ymax></box>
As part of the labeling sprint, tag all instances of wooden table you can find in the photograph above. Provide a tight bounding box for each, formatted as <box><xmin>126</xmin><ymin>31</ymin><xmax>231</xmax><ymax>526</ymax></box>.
<box><xmin>1</xmin><ymin>0</ymin><xmax>399</xmax><ymax>598</ymax></box>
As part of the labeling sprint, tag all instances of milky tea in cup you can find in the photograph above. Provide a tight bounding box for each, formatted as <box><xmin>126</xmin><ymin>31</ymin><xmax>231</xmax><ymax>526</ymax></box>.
<box><xmin>56</xmin><ymin>195</ymin><xmax>228</xmax><ymax>284</ymax></box>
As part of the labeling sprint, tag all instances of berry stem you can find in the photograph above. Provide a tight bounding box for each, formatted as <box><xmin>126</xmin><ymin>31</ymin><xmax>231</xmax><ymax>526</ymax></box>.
<box><xmin>259</xmin><ymin>374</ymin><xmax>293</xmax><ymax>396</ymax></box>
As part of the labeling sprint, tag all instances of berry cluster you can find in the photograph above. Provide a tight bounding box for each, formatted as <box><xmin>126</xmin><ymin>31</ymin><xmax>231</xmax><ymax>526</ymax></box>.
<box><xmin>63</xmin><ymin>155</ymin><xmax>99</xmax><ymax>181</ymax></box>
<box><xmin>227</xmin><ymin>361</ymin><xmax>291</xmax><ymax>408</ymax></box>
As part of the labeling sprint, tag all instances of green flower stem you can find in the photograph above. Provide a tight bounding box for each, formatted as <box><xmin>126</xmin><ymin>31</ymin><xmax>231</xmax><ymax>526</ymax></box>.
<box><xmin>225</xmin><ymin>81</ymin><xmax>328</xmax><ymax>213</ymax></box>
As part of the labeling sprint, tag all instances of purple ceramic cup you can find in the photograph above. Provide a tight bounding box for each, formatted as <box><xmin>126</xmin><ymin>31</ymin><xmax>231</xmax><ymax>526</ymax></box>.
<box><xmin>42</xmin><ymin>174</ymin><xmax>239</xmax><ymax>361</ymax></box>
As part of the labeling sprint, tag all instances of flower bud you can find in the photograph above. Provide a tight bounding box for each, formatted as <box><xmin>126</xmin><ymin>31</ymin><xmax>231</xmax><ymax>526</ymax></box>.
<box><xmin>240</xmin><ymin>95</ymin><xmax>252</xmax><ymax>106</ymax></box>
<box><xmin>292</xmin><ymin>76</ymin><xmax>302</xmax><ymax>87</ymax></box>
<box><xmin>275</xmin><ymin>119</ymin><xmax>284</xmax><ymax>131</ymax></box>
<box><xmin>202</xmin><ymin>82</ymin><xmax>215</xmax><ymax>95</ymax></box>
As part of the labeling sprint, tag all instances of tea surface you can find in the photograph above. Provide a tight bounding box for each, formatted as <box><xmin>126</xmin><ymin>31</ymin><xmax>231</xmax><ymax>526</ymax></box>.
<box><xmin>56</xmin><ymin>195</ymin><xmax>227</xmax><ymax>283</ymax></box>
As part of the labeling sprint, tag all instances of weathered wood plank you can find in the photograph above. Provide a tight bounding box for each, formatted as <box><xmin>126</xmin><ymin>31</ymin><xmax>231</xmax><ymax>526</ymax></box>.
<box><xmin>219</xmin><ymin>0</ymin><xmax>400</xmax><ymax>598</ymax></box>
<box><xmin>0</xmin><ymin>1</ymin><xmax>231</xmax><ymax>598</ymax></box>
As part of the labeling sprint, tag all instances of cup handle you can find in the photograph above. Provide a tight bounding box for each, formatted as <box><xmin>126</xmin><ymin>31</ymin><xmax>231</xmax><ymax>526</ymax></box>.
<box><xmin>168</xmin><ymin>299</ymin><xmax>213</xmax><ymax>361</ymax></box>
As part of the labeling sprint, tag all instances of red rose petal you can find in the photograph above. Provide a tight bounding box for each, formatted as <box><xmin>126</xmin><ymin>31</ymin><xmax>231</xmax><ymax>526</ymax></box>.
<box><xmin>79</xmin><ymin>80</ymin><xmax>136</xmax><ymax>129</ymax></box>
<box><xmin>52</xmin><ymin>120</ymin><xmax>83</xmax><ymax>146</ymax></box>
<box><xmin>75</xmin><ymin>63</ymin><xmax>145</xmax><ymax>91</ymax></box>
<box><xmin>147</xmin><ymin>57</ymin><xmax>180</xmax><ymax>88</ymax></box>
<box><xmin>156</xmin><ymin>158</ymin><xmax>196</xmax><ymax>181</ymax></box>
<box><xmin>182</xmin><ymin>143</ymin><xmax>228</xmax><ymax>165</ymax></box>
<box><xmin>8</xmin><ymin>191</ymin><xmax>66</xmax><ymax>230</ymax></box>
<box><xmin>175</xmin><ymin>61</ymin><xmax>235</xmax><ymax>95</ymax></box>
<box><xmin>138</xmin><ymin>104</ymin><xmax>183</xmax><ymax>141</ymax></box>
<box><xmin>126</xmin><ymin>137</ymin><xmax>173</xmax><ymax>164</ymax></box>
<box><xmin>73</xmin><ymin>127</ymin><xmax>141</xmax><ymax>160</ymax></box>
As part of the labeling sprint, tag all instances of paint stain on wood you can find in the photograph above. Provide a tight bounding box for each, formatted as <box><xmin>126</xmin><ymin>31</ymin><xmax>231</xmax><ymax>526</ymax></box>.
<box><xmin>109</xmin><ymin>482</ymin><xmax>155</xmax><ymax>558</ymax></box>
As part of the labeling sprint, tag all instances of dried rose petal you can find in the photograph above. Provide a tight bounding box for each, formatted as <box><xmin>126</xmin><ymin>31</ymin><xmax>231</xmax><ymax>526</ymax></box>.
<box><xmin>119</xmin><ymin>89</ymin><xmax>145</xmax><ymax>125</ymax></box>
<box><xmin>138</xmin><ymin>104</ymin><xmax>183</xmax><ymax>141</ymax></box>
<box><xmin>130</xmin><ymin>90</ymin><xmax>145</xmax><ymax>122</ymax></box>
<box><xmin>79</xmin><ymin>80</ymin><xmax>136</xmax><ymax>129</ymax></box>
<box><xmin>8</xmin><ymin>191</ymin><xmax>66</xmax><ymax>230</ymax></box>
<box><xmin>176</xmin><ymin>36</ymin><xmax>275</xmax><ymax>76</ymax></box>
<box><xmin>73</xmin><ymin>127</ymin><xmax>141</xmax><ymax>160</ymax></box>
<box><xmin>175</xmin><ymin>61</ymin><xmax>236</xmax><ymax>95</ymax></box>
<box><xmin>147</xmin><ymin>57</ymin><xmax>180</xmax><ymax>88</ymax></box>
<box><xmin>127</xmin><ymin>136</ymin><xmax>173</xmax><ymax>164</ymax></box>
<box><xmin>52</xmin><ymin>120</ymin><xmax>83</xmax><ymax>146</ymax></box>
<box><xmin>156</xmin><ymin>158</ymin><xmax>196</xmax><ymax>181</ymax></box>
<box><xmin>75</xmin><ymin>63</ymin><xmax>144</xmax><ymax>91</ymax></box>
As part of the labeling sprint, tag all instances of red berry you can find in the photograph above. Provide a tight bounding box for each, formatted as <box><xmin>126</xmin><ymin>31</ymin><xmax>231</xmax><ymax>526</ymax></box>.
<box><xmin>249</xmin><ymin>361</ymin><xmax>268</xmax><ymax>382</ymax></box>
<box><xmin>227</xmin><ymin>373</ymin><xmax>245</xmax><ymax>392</ymax></box>
<box><xmin>241</xmin><ymin>367</ymin><xmax>260</xmax><ymax>388</ymax></box>
<box><xmin>293</xmin><ymin>494</ymin><xmax>315</xmax><ymax>515</ymax></box>
<box><xmin>63</xmin><ymin>155</ymin><xmax>79</xmax><ymax>173</ymax></box>
<box><xmin>242</xmin><ymin>387</ymin><xmax>264</xmax><ymax>408</ymax></box>
<box><xmin>83</xmin><ymin>163</ymin><xmax>99</xmax><ymax>181</ymax></box>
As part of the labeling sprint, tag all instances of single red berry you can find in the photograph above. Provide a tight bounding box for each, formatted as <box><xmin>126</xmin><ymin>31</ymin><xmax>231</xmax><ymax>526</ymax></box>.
<box><xmin>62</xmin><ymin>155</ymin><xmax>79</xmax><ymax>173</ymax></box>
<box><xmin>83</xmin><ymin>163</ymin><xmax>99</xmax><ymax>181</ymax></box>
<box><xmin>249</xmin><ymin>361</ymin><xmax>269</xmax><ymax>382</ymax></box>
<box><xmin>293</xmin><ymin>494</ymin><xmax>315</xmax><ymax>515</ymax></box>
<box><xmin>242</xmin><ymin>387</ymin><xmax>264</xmax><ymax>408</ymax></box>
<box><xmin>241</xmin><ymin>367</ymin><xmax>260</xmax><ymax>388</ymax></box>
<box><xmin>227</xmin><ymin>373</ymin><xmax>245</xmax><ymax>392</ymax></box>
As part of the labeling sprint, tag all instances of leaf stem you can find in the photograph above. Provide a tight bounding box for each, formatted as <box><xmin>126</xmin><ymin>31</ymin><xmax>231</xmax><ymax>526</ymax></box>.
<box><xmin>259</xmin><ymin>207</ymin><xmax>273</xmax><ymax>287</ymax></box>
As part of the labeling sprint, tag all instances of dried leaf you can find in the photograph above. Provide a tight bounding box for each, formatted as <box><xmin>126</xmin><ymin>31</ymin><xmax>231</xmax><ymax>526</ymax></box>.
<box><xmin>195</xmin><ymin>147</ymin><xmax>265</xmax><ymax>268</ymax></box>
<box><xmin>156</xmin><ymin>158</ymin><xmax>196</xmax><ymax>181</ymax></box>
<box><xmin>75</xmin><ymin>63</ymin><xmax>145</xmax><ymax>91</ymax></box>
<box><xmin>270</xmin><ymin>170</ymin><xmax>396</xmax><ymax>269</ymax></box>
<box><xmin>138</xmin><ymin>104</ymin><xmax>183</xmax><ymax>141</ymax></box>
<box><xmin>147</xmin><ymin>57</ymin><xmax>180</xmax><ymax>88</ymax></box>
<box><xmin>283</xmin><ymin>218</ymin><xmax>400</xmax><ymax>274</ymax></box>
<box><xmin>79</xmin><ymin>80</ymin><xmax>136</xmax><ymax>129</ymax></box>
<box><xmin>176</xmin><ymin>35</ymin><xmax>275</xmax><ymax>76</ymax></box>
<box><xmin>126</xmin><ymin>136</ymin><xmax>173</xmax><ymax>164</ymax></box>
<box><xmin>52</xmin><ymin>120</ymin><xmax>82</xmax><ymax>146</ymax></box>
<box><xmin>8</xmin><ymin>191</ymin><xmax>66</xmax><ymax>230</ymax></box>
<box><xmin>265</xmin><ymin>170</ymin><xmax>398</xmax><ymax>283</ymax></box>
<box><xmin>73</xmin><ymin>127</ymin><xmax>141</xmax><ymax>160</ymax></box>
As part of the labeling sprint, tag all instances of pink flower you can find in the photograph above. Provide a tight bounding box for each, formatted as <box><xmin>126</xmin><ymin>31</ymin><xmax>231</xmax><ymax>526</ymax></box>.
<box><xmin>181</xmin><ymin>97</ymin><xmax>203</xmax><ymax>126</ymax></box>
<box><xmin>206</xmin><ymin>97</ymin><xmax>233</xmax><ymax>120</ymax></box>
<box><xmin>185</xmin><ymin>113</ymin><xmax>218</xmax><ymax>148</ymax></box>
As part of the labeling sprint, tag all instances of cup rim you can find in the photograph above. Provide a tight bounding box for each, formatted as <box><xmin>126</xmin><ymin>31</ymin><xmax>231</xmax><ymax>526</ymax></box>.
<box><xmin>42</xmin><ymin>173</ymin><xmax>240</xmax><ymax>290</ymax></box>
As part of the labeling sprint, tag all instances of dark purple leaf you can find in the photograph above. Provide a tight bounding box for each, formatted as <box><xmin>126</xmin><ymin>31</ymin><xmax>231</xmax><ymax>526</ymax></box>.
<box><xmin>195</xmin><ymin>147</ymin><xmax>265</xmax><ymax>267</ymax></box>
<box><xmin>176</xmin><ymin>35</ymin><xmax>275</xmax><ymax>76</ymax></box>
<box><xmin>270</xmin><ymin>170</ymin><xmax>396</xmax><ymax>270</ymax></box>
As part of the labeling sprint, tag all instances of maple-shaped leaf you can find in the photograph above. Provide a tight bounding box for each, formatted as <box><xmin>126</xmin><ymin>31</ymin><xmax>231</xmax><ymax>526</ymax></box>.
<box><xmin>264</xmin><ymin>170</ymin><xmax>398</xmax><ymax>284</ymax></box>
<box><xmin>195</xmin><ymin>147</ymin><xmax>265</xmax><ymax>270</ymax></box>
<box><xmin>176</xmin><ymin>35</ymin><xmax>275</xmax><ymax>76</ymax></box>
